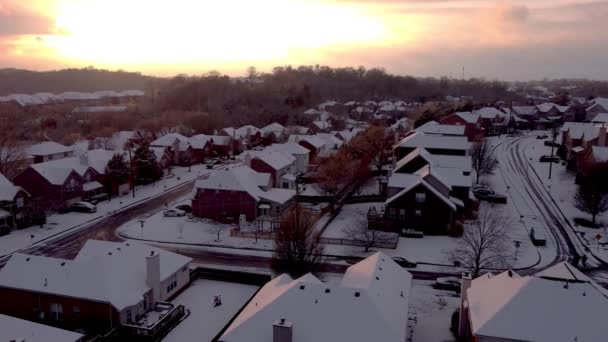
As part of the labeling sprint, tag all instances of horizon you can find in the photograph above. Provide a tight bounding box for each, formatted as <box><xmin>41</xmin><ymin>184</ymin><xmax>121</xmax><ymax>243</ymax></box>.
<box><xmin>1</xmin><ymin>0</ymin><xmax>608</xmax><ymax>81</ymax></box>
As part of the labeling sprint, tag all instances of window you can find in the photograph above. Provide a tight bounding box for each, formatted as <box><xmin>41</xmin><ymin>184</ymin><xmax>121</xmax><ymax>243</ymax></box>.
<box><xmin>50</xmin><ymin>303</ymin><xmax>63</xmax><ymax>321</ymax></box>
<box><xmin>16</xmin><ymin>197</ymin><xmax>24</xmax><ymax>208</ymax></box>
<box><xmin>166</xmin><ymin>275</ymin><xmax>178</xmax><ymax>294</ymax></box>
<box><xmin>399</xmin><ymin>209</ymin><xmax>405</xmax><ymax>220</ymax></box>
<box><xmin>415</xmin><ymin>209</ymin><xmax>422</xmax><ymax>217</ymax></box>
<box><xmin>415</xmin><ymin>192</ymin><xmax>426</xmax><ymax>203</ymax></box>
<box><xmin>48</xmin><ymin>155</ymin><xmax>54</xmax><ymax>160</ymax></box>
<box><xmin>72</xmin><ymin>306</ymin><xmax>80</xmax><ymax>318</ymax></box>
<box><xmin>64</xmin><ymin>152</ymin><xmax>69</xmax><ymax>157</ymax></box>
<box><xmin>389</xmin><ymin>208</ymin><xmax>396</xmax><ymax>219</ymax></box>
<box><xmin>126</xmin><ymin>310</ymin><xmax>132</xmax><ymax>323</ymax></box>
<box><xmin>282</xmin><ymin>182</ymin><xmax>289</xmax><ymax>189</ymax></box>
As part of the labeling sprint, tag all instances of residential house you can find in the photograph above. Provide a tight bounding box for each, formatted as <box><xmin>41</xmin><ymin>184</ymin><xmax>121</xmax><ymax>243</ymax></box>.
<box><xmin>458</xmin><ymin>262</ymin><xmax>606</xmax><ymax>342</ymax></box>
<box><xmin>27</xmin><ymin>142</ymin><xmax>74</xmax><ymax>164</ymax></box>
<box><xmin>205</xmin><ymin>135</ymin><xmax>233</xmax><ymax>157</ymax></box>
<box><xmin>309</xmin><ymin>120</ymin><xmax>332</xmax><ymax>134</ymax></box>
<box><xmin>561</xmin><ymin>122</ymin><xmax>607</xmax><ymax>168</ymax></box>
<box><xmin>585</xmin><ymin>97</ymin><xmax>608</xmax><ymax>121</ymax></box>
<box><xmin>474</xmin><ymin>107</ymin><xmax>508</xmax><ymax>135</ymax></box>
<box><xmin>440</xmin><ymin>112</ymin><xmax>482</xmax><ymax>141</ymax></box>
<box><xmin>85</xmin><ymin>149</ymin><xmax>131</xmax><ymax>196</ymax></box>
<box><xmin>287</xmin><ymin>126</ymin><xmax>313</xmax><ymax>136</ymax></box>
<box><xmin>393</xmin><ymin>132</ymin><xmax>470</xmax><ymax>160</ymax></box>
<box><xmin>0</xmin><ymin>240</ymin><xmax>191</xmax><ymax>336</ymax></box>
<box><xmin>511</xmin><ymin>105</ymin><xmax>537</xmax><ymax>120</ymax></box>
<box><xmin>351</xmin><ymin>106</ymin><xmax>373</xmax><ymax>121</ymax></box>
<box><xmin>415</xmin><ymin>121</ymin><xmax>466</xmax><ymax>137</ymax></box>
<box><xmin>591</xmin><ymin>113</ymin><xmax>608</xmax><ymax>126</ymax></box>
<box><xmin>187</xmin><ymin>134</ymin><xmax>213</xmax><ymax>163</ymax></box>
<box><xmin>319</xmin><ymin>100</ymin><xmax>348</xmax><ymax>116</ymax></box>
<box><xmin>13</xmin><ymin>157</ymin><xmax>101</xmax><ymax>211</ymax></box>
<box><xmin>191</xmin><ymin>165</ymin><xmax>295</xmax><ymax>222</ymax></box>
<box><xmin>0</xmin><ymin>313</ymin><xmax>84</xmax><ymax>342</ymax></box>
<box><xmin>315</xmin><ymin>133</ymin><xmax>344</xmax><ymax>155</ymax></box>
<box><xmin>288</xmin><ymin>135</ymin><xmax>327</xmax><ymax>162</ymax></box>
<box><xmin>536</xmin><ymin>103</ymin><xmax>574</xmax><ymax>122</ymax></box>
<box><xmin>223</xmin><ymin>125</ymin><xmax>262</xmax><ymax>149</ymax></box>
<box><xmin>268</xmin><ymin>143</ymin><xmax>310</xmax><ymax>175</ymax></box>
<box><xmin>260</xmin><ymin>123</ymin><xmax>288</xmax><ymax>144</ymax></box>
<box><xmin>220</xmin><ymin>252</ymin><xmax>412</xmax><ymax>342</ymax></box>
<box><xmin>0</xmin><ymin>173</ymin><xmax>30</xmax><ymax>229</ymax></box>
<box><xmin>150</xmin><ymin>133</ymin><xmax>191</xmax><ymax>165</ymax></box>
<box><xmin>249</xmin><ymin>151</ymin><xmax>297</xmax><ymax>189</ymax></box>
<box><xmin>150</xmin><ymin>147</ymin><xmax>172</xmax><ymax>176</ymax></box>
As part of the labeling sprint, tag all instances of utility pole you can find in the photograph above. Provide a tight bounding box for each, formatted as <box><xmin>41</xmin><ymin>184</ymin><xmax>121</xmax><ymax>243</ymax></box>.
<box><xmin>548</xmin><ymin>124</ymin><xmax>557</xmax><ymax>180</ymax></box>
<box><xmin>128</xmin><ymin>148</ymin><xmax>136</xmax><ymax>198</ymax></box>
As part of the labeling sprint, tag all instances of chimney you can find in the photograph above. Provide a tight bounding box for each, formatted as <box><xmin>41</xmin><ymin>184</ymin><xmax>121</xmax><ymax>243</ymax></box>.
<box><xmin>599</xmin><ymin>126</ymin><xmax>607</xmax><ymax>147</ymax></box>
<box><xmin>273</xmin><ymin>318</ymin><xmax>293</xmax><ymax>342</ymax></box>
<box><xmin>146</xmin><ymin>250</ymin><xmax>161</xmax><ymax>303</ymax></box>
<box><xmin>458</xmin><ymin>272</ymin><xmax>473</xmax><ymax>339</ymax></box>
<box><xmin>244</xmin><ymin>153</ymin><xmax>252</xmax><ymax>167</ymax></box>
<box><xmin>213</xmin><ymin>129</ymin><xmax>218</xmax><ymax>136</ymax></box>
<box><xmin>79</xmin><ymin>153</ymin><xmax>89</xmax><ymax>166</ymax></box>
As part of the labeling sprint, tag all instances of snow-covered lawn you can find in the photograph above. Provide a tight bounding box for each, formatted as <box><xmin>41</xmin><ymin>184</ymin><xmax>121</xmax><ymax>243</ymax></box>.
<box><xmin>0</xmin><ymin>164</ymin><xmax>210</xmax><ymax>257</ymax></box>
<box><xmin>408</xmin><ymin>280</ymin><xmax>459</xmax><ymax>342</ymax></box>
<box><xmin>164</xmin><ymin>279</ymin><xmax>258</xmax><ymax>342</ymax></box>
<box><xmin>355</xmin><ymin>177</ymin><xmax>382</xmax><ymax>196</ymax></box>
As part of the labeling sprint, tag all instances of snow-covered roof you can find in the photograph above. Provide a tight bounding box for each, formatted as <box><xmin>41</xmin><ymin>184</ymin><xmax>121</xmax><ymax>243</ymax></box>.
<box><xmin>512</xmin><ymin>106</ymin><xmax>537</xmax><ymax>116</ymax></box>
<box><xmin>260</xmin><ymin>188</ymin><xmax>296</xmax><ymax>204</ymax></box>
<box><xmin>591</xmin><ymin>113</ymin><xmax>608</xmax><ymax>124</ymax></box>
<box><xmin>562</xmin><ymin>122</ymin><xmax>601</xmax><ymax>141</ymax></box>
<box><xmin>288</xmin><ymin>135</ymin><xmax>326</xmax><ymax>150</ymax></box>
<box><xmin>0</xmin><ymin>313</ymin><xmax>84</xmax><ymax>342</ymax></box>
<box><xmin>83</xmin><ymin>181</ymin><xmax>103</xmax><ymax>192</ymax></box>
<box><xmin>261</xmin><ymin>123</ymin><xmax>287</xmax><ymax>137</ymax></box>
<box><xmin>344</xmin><ymin>101</ymin><xmax>358</xmax><ymax>106</ymax></box>
<box><xmin>253</xmin><ymin>151</ymin><xmax>296</xmax><ymax>171</ymax></box>
<box><xmin>0</xmin><ymin>173</ymin><xmax>26</xmax><ymax>202</ymax></box>
<box><xmin>150</xmin><ymin>133</ymin><xmax>189</xmax><ymax>147</ymax></box>
<box><xmin>30</xmin><ymin>157</ymin><xmax>94</xmax><ymax>185</ymax></box>
<box><xmin>188</xmin><ymin>135</ymin><xmax>212</xmax><ymax>149</ymax></box>
<box><xmin>73</xmin><ymin>105</ymin><xmax>128</xmax><ymax>113</ymax></box>
<box><xmin>0</xmin><ymin>241</ymin><xmax>191</xmax><ymax>312</ymax></box>
<box><xmin>353</xmin><ymin>106</ymin><xmax>373</xmax><ymax>114</ymax></box>
<box><xmin>416</xmin><ymin>121</ymin><xmax>466</xmax><ymax>136</ymax></box>
<box><xmin>194</xmin><ymin>166</ymin><xmax>293</xmax><ymax>204</ymax></box>
<box><xmin>386</xmin><ymin>170</ymin><xmax>457</xmax><ymax>210</ymax></box>
<box><xmin>26</xmin><ymin>141</ymin><xmax>73</xmax><ymax>157</ymax></box>
<box><xmin>591</xmin><ymin>146</ymin><xmax>608</xmax><ymax>162</ymax></box>
<box><xmin>535</xmin><ymin>262</ymin><xmax>590</xmax><ymax>282</ymax></box>
<box><xmin>85</xmin><ymin>149</ymin><xmax>119</xmax><ymax>174</ymax></box>
<box><xmin>467</xmin><ymin>265</ymin><xmax>608</xmax><ymax>342</ymax></box>
<box><xmin>452</xmin><ymin>112</ymin><xmax>480</xmax><ymax>124</ymax></box>
<box><xmin>587</xmin><ymin>98</ymin><xmax>608</xmax><ymax>113</ymax></box>
<box><xmin>207</xmin><ymin>135</ymin><xmax>232</xmax><ymax>146</ymax></box>
<box><xmin>314</xmin><ymin>133</ymin><xmax>343</xmax><ymax>150</ymax></box>
<box><xmin>269</xmin><ymin>142</ymin><xmax>310</xmax><ymax>156</ymax></box>
<box><xmin>303</xmin><ymin>108</ymin><xmax>320</xmax><ymax>115</ymax></box>
<box><xmin>150</xmin><ymin>146</ymin><xmax>168</xmax><ymax>163</ymax></box>
<box><xmin>396</xmin><ymin>132</ymin><xmax>470</xmax><ymax>152</ymax></box>
<box><xmin>223</xmin><ymin>126</ymin><xmax>260</xmax><ymax>140</ymax></box>
<box><xmin>537</xmin><ymin>102</ymin><xmax>570</xmax><ymax>114</ymax></box>
<box><xmin>378</xmin><ymin>100</ymin><xmax>393</xmax><ymax>107</ymax></box>
<box><xmin>220</xmin><ymin>252</ymin><xmax>411</xmax><ymax>342</ymax></box>
<box><xmin>474</xmin><ymin>107</ymin><xmax>507</xmax><ymax>119</ymax></box>
<box><xmin>311</xmin><ymin>120</ymin><xmax>331</xmax><ymax>131</ymax></box>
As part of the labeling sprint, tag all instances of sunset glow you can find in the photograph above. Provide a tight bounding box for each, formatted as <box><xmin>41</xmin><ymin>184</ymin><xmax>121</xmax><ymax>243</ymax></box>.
<box><xmin>1</xmin><ymin>0</ymin><xmax>608</xmax><ymax>79</ymax></box>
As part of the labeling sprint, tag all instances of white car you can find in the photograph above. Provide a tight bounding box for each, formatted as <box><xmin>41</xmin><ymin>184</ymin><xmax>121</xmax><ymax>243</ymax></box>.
<box><xmin>163</xmin><ymin>209</ymin><xmax>186</xmax><ymax>217</ymax></box>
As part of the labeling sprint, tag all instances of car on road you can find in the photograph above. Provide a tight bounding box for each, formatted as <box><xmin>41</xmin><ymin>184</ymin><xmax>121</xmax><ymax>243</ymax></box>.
<box><xmin>472</xmin><ymin>185</ymin><xmax>495</xmax><ymax>197</ymax></box>
<box><xmin>69</xmin><ymin>201</ymin><xmax>97</xmax><ymax>213</ymax></box>
<box><xmin>434</xmin><ymin>277</ymin><xmax>461</xmax><ymax>292</ymax></box>
<box><xmin>539</xmin><ymin>155</ymin><xmax>560</xmax><ymax>163</ymax></box>
<box><xmin>536</xmin><ymin>134</ymin><xmax>548</xmax><ymax>139</ymax></box>
<box><xmin>401</xmin><ymin>229</ymin><xmax>424</xmax><ymax>238</ymax></box>
<box><xmin>482</xmin><ymin>193</ymin><xmax>508</xmax><ymax>204</ymax></box>
<box><xmin>175</xmin><ymin>204</ymin><xmax>192</xmax><ymax>213</ymax></box>
<box><xmin>392</xmin><ymin>256</ymin><xmax>417</xmax><ymax>268</ymax></box>
<box><xmin>163</xmin><ymin>208</ymin><xmax>186</xmax><ymax>217</ymax></box>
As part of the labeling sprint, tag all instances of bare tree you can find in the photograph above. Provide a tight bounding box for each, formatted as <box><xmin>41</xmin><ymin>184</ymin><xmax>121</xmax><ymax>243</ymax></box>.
<box><xmin>272</xmin><ymin>208</ymin><xmax>324</xmax><ymax>277</ymax></box>
<box><xmin>471</xmin><ymin>139</ymin><xmax>498</xmax><ymax>184</ymax></box>
<box><xmin>575</xmin><ymin>181</ymin><xmax>608</xmax><ymax>226</ymax></box>
<box><xmin>350</xmin><ymin>125</ymin><xmax>394</xmax><ymax>192</ymax></box>
<box><xmin>317</xmin><ymin>151</ymin><xmax>355</xmax><ymax>212</ymax></box>
<box><xmin>450</xmin><ymin>206</ymin><xmax>511</xmax><ymax>278</ymax></box>
<box><xmin>0</xmin><ymin>133</ymin><xmax>27</xmax><ymax>179</ymax></box>
<box><xmin>342</xmin><ymin>216</ymin><xmax>397</xmax><ymax>252</ymax></box>
<box><xmin>206</xmin><ymin>224</ymin><xmax>229</xmax><ymax>242</ymax></box>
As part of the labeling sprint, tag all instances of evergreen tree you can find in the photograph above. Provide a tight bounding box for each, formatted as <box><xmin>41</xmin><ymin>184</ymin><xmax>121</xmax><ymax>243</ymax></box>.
<box><xmin>133</xmin><ymin>142</ymin><xmax>162</xmax><ymax>184</ymax></box>
<box><xmin>106</xmin><ymin>153</ymin><xmax>131</xmax><ymax>195</ymax></box>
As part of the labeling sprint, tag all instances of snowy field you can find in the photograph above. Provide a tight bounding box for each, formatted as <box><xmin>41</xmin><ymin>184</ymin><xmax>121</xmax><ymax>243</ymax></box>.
<box><xmin>164</xmin><ymin>279</ymin><xmax>258</xmax><ymax>342</ymax></box>
<box><xmin>408</xmin><ymin>280</ymin><xmax>459</xmax><ymax>342</ymax></box>
<box><xmin>0</xmin><ymin>164</ymin><xmax>210</xmax><ymax>257</ymax></box>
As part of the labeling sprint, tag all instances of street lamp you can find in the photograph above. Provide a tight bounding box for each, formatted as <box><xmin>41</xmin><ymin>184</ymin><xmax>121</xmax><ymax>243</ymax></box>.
<box><xmin>513</xmin><ymin>240</ymin><xmax>521</xmax><ymax>261</ymax></box>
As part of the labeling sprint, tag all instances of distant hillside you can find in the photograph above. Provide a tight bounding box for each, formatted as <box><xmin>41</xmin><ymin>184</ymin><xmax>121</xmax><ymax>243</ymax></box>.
<box><xmin>0</xmin><ymin>68</ymin><xmax>162</xmax><ymax>95</ymax></box>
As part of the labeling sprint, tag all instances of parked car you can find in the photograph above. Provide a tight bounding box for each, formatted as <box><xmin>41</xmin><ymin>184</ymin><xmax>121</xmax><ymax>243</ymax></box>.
<box><xmin>530</xmin><ymin>228</ymin><xmax>546</xmax><ymax>246</ymax></box>
<box><xmin>205</xmin><ymin>162</ymin><xmax>214</xmax><ymax>169</ymax></box>
<box><xmin>69</xmin><ymin>201</ymin><xmax>97</xmax><ymax>213</ymax></box>
<box><xmin>163</xmin><ymin>208</ymin><xmax>186</xmax><ymax>217</ymax></box>
<box><xmin>401</xmin><ymin>229</ymin><xmax>424</xmax><ymax>238</ymax></box>
<box><xmin>536</xmin><ymin>134</ymin><xmax>548</xmax><ymax>139</ymax></box>
<box><xmin>175</xmin><ymin>204</ymin><xmax>192</xmax><ymax>213</ymax></box>
<box><xmin>539</xmin><ymin>155</ymin><xmax>560</xmax><ymax>163</ymax></box>
<box><xmin>483</xmin><ymin>193</ymin><xmax>508</xmax><ymax>204</ymax></box>
<box><xmin>544</xmin><ymin>141</ymin><xmax>560</xmax><ymax>147</ymax></box>
<box><xmin>434</xmin><ymin>277</ymin><xmax>462</xmax><ymax>292</ymax></box>
<box><xmin>472</xmin><ymin>185</ymin><xmax>495</xmax><ymax>197</ymax></box>
<box><xmin>0</xmin><ymin>224</ymin><xmax>10</xmax><ymax>236</ymax></box>
<box><xmin>392</xmin><ymin>256</ymin><xmax>417</xmax><ymax>268</ymax></box>
<box><xmin>88</xmin><ymin>193</ymin><xmax>110</xmax><ymax>204</ymax></box>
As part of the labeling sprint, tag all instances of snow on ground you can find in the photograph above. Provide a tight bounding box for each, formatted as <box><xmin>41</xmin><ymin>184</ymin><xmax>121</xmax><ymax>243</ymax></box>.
<box><xmin>524</xmin><ymin>135</ymin><xmax>608</xmax><ymax>262</ymax></box>
<box><xmin>0</xmin><ymin>164</ymin><xmax>210</xmax><ymax>257</ymax></box>
<box><xmin>355</xmin><ymin>177</ymin><xmax>382</xmax><ymax>196</ymax></box>
<box><xmin>408</xmin><ymin>280</ymin><xmax>459</xmax><ymax>342</ymax></box>
<box><xmin>164</xmin><ymin>279</ymin><xmax>258</xmax><ymax>342</ymax></box>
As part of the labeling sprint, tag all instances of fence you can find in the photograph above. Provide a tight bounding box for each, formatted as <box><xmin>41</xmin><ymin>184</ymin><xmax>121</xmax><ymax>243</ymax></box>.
<box><xmin>121</xmin><ymin>303</ymin><xmax>185</xmax><ymax>340</ymax></box>
<box><xmin>319</xmin><ymin>236</ymin><xmax>399</xmax><ymax>249</ymax></box>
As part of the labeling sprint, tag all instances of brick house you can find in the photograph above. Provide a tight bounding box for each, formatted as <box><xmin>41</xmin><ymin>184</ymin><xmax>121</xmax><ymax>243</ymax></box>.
<box><xmin>249</xmin><ymin>151</ymin><xmax>297</xmax><ymax>189</ymax></box>
<box><xmin>206</xmin><ymin>135</ymin><xmax>234</xmax><ymax>157</ymax></box>
<box><xmin>260</xmin><ymin>123</ymin><xmax>288</xmax><ymax>145</ymax></box>
<box><xmin>288</xmin><ymin>135</ymin><xmax>326</xmax><ymax>163</ymax></box>
<box><xmin>474</xmin><ymin>107</ymin><xmax>508</xmax><ymax>135</ymax></box>
<box><xmin>439</xmin><ymin>112</ymin><xmax>482</xmax><ymax>141</ymax></box>
<box><xmin>0</xmin><ymin>173</ymin><xmax>30</xmax><ymax>229</ymax></box>
<box><xmin>0</xmin><ymin>240</ymin><xmax>191</xmax><ymax>336</ymax></box>
<box><xmin>222</xmin><ymin>125</ymin><xmax>262</xmax><ymax>149</ymax></box>
<box><xmin>586</xmin><ymin>98</ymin><xmax>608</xmax><ymax>121</ymax></box>
<box><xmin>561</xmin><ymin>123</ymin><xmax>607</xmax><ymax>168</ymax></box>
<box><xmin>27</xmin><ymin>142</ymin><xmax>74</xmax><ymax>164</ymax></box>
<box><xmin>309</xmin><ymin>120</ymin><xmax>332</xmax><ymax>134</ymax></box>
<box><xmin>192</xmin><ymin>166</ymin><xmax>295</xmax><ymax>222</ymax></box>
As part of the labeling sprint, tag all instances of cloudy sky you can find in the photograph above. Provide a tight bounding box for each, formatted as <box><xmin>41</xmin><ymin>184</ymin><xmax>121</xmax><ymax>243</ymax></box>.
<box><xmin>1</xmin><ymin>0</ymin><xmax>607</xmax><ymax>80</ymax></box>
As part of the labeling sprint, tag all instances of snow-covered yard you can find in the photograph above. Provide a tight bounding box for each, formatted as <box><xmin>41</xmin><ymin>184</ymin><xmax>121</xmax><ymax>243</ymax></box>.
<box><xmin>163</xmin><ymin>279</ymin><xmax>258</xmax><ymax>342</ymax></box>
<box><xmin>408</xmin><ymin>280</ymin><xmax>459</xmax><ymax>342</ymax></box>
<box><xmin>0</xmin><ymin>164</ymin><xmax>210</xmax><ymax>257</ymax></box>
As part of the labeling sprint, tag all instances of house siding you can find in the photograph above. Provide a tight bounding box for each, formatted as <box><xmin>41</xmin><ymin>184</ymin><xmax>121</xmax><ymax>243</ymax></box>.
<box><xmin>192</xmin><ymin>189</ymin><xmax>257</xmax><ymax>221</ymax></box>
<box><xmin>14</xmin><ymin>168</ymin><xmax>84</xmax><ymax>212</ymax></box>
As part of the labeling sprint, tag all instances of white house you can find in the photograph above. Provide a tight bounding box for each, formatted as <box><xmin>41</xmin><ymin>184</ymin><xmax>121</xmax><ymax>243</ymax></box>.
<box><xmin>268</xmin><ymin>143</ymin><xmax>310</xmax><ymax>175</ymax></box>
<box><xmin>27</xmin><ymin>142</ymin><xmax>74</xmax><ymax>164</ymax></box>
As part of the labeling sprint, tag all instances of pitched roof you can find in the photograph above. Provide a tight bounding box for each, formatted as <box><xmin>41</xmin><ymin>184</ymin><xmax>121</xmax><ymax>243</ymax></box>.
<box><xmin>85</xmin><ymin>149</ymin><xmax>119</xmax><ymax>174</ymax></box>
<box><xmin>314</xmin><ymin>133</ymin><xmax>343</xmax><ymax>150</ymax></box>
<box><xmin>220</xmin><ymin>252</ymin><xmax>411</xmax><ymax>342</ymax></box>
<box><xmin>386</xmin><ymin>170</ymin><xmax>457</xmax><ymax>210</ymax></box>
<box><xmin>0</xmin><ymin>173</ymin><xmax>26</xmax><ymax>202</ymax></box>
<box><xmin>562</xmin><ymin>122</ymin><xmax>601</xmax><ymax>140</ymax></box>
<box><xmin>253</xmin><ymin>151</ymin><xmax>296</xmax><ymax>170</ymax></box>
<box><xmin>512</xmin><ymin>106</ymin><xmax>537</xmax><ymax>116</ymax></box>
<box><xmin>467</xmin><ymin>266</ymin><xmax>607</xmax><ymax>342</ymax></box>
<box><xmin>591</xmin><ymin>146</ymin><xmax>608</xmax><ymax>162</ymax></box>
<box><xmin>475</xmin><ymin>107</ymin><xmax>507</xmax><ymax>119</ymax></box>
<box><xmin>591</xmin><ymin>113</ymin><xmax>608</xmax><ymax>124</ymax></box>
<box><xmin>261</xmin><ymin>123</ymin><xmax>287</xmax><ymax>137</ymax></box>
<box><xmin>0</xmin><ymin>241</ymin><xmax>191</xmax><ymax>311</ymax></box>
<box><xmin>269</xmin><ymin>143</ymin><xmax>310</xmax><ymax>156</ymax></box>
<box><xmin>452</xmin><ymin>112</ymin><xmax>480</xmax><ymax>124</ymax></box>
<box><xmin>150</xmin><ymin>133</ymin><xmax>189</xmax><ymax>147</ymax></box>
<box><xmin>416</xmin><ymin>121</ymin><xmax>466</xmax><ymax>136</ymax></box>
<box><xmin>0</xmin><ymin>313</ymin><xmax>83</xmax><ymax>342</ymax></box>
<box><xmin>396</xmin><ymin>132</ymin><xmax>470</xmax><ymax>152</ymax></box>
<box><xmin>288</xmin><ymin>135</ymin><xmax>326</xmax><ymax>150</ymax></box>
<box><xmin>26</xmin><ymin>141</ymin><xmax>73</xmax><ymax>157</ymax></box>
<box><xmin>207</xmin><ymin>135</ymin><xmax>232</xmax><ymax>146</ymax></box>
<box><xmin>30</xmin><ymin>157</ymin><xmax>93</xmax><ymax>185</ymax></box>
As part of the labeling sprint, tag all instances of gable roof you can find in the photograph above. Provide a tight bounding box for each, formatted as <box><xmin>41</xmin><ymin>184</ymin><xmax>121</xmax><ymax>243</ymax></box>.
<box><xmin>253</xmin><ymin>151</ymin><xmax>296</xmax><ymax>171</ymax></box>
<box><xmin>206</xmin><ymin>135</ymin><xmax>232</xmax><ymax>146</ymax></box>
<box><xmin>26</xmin><ymin>141</ymin><xmax>73</xmax><ymax>157</ymax></box>
<box><xmin>220</xmin><ymin>252</ymin><xmax>411</xmax><ymax>342</ymax></box>
<box><xmin>396</xmin><ymin>132</ymin><xmax>470</xmax><ymax>152</ymax></box>
<box><xmin>0</xmin><ymin>313</ymin><xmax>84</xmax><ymax>342</ymax></box>
<box><xmin>288</xmin><ymin>135</ymin><xmax>326</xmax><ymax>150</ymax></box>
<box><xmin>511</xmin><ymin>106</ymin><xmax>537</xmax><ymax>116</ymax></box>
<box><xmin>29</xmin><ymin>157</ymin><xmax>94</xmax><ymax>185</ymax></box>
<box><xmin>416</xmin><ymin>121</ymin><xmax>466</xmax><ymax>136</ymax></box>
<box><xmin>0</xmin><ymin>173</ymin><xmax>27</xmax><ymax>201</ymax></box>
<box><xmin>150</xmin><ymin>133</ymin><xmax>189</xmax><ymax>147</ymax></box>
<box><xmin>591</xmin><ymin>113</ymin><xmax>608</xmax><ymax>124</ymax></box>
<box><xmin>452</xmin><ymin>112</ymin><xmax>480</xmax><ymax>124</ymax></box>
<box><xmin>0</xmin><ymin>241</ymin><xmax>191</xmax><ymax>312</ymax></box>
<box><xmin>562</xmin><ymin>122</ymin><xmax>601</xmax><ymax>141</ymax></box>
<box><xmin>474</xmin><ymin>107</ymin><xmax>507</xmax><ymax>119</ymax></box>
<box><xmin>261</xmin><ymin>123</ymin><xmax>287</xmax><ymax>137</ymax></box>
<box><xmin>467</xmin><ymin>266</ymin><xmax>607</xmax><ymax>342</ymax></box>
<box><xmin>591</xmin><ymin>146</ymin><xmax>608</xmax><ymax>162</ymax></box>
<box><xmin>269</xmin><ymin>143</ymin><xmax>310</xmax><ymax>156</ymax></box>
<box><xmin>386</xmin><ymin>170</ymin><xmax>457</xmax><ymax>210</ymax></box>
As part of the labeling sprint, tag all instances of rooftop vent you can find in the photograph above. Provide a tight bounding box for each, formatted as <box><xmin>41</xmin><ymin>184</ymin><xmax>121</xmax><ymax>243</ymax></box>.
<box><xmin>325</xmin><ymin>288</ymin><xmax>331</xmax><ymax>294</ymax></box>
<box><xmin>150</xmin><ymin>251</ymin><xmax>155</xmax><ymax>256</ymax></box>
<box><xmin>354</xmin><ymin>292</ymin><xmax>360</xmax><ymax>297</ymax></box>
<box><xmin>508</xmin><ymin>270</ymin><xmax>513</xmax><ymax>277</ymax></box>
<box><xmin>25</xmin><ymin>257</ymin><xmax>30</xmax><ymax>261</ymax></box>
<box><xmin>108</xmin><ymin>252</ymin><xmax>112</xmax><ymax>255</ymax></box>
<box><xmin>60</xmin><ymin>262</ymin><xmax>66</xmax><ymax>266</ymax></box>
<box><xmin>375</xmin><ymin>276</ymin><xmax>380</xmax><ymax>280</ymax></box>
<box><xmin>299</xmin><ymin>285</ymin><xmax>305</xmax><ymax>290</ymax></box>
